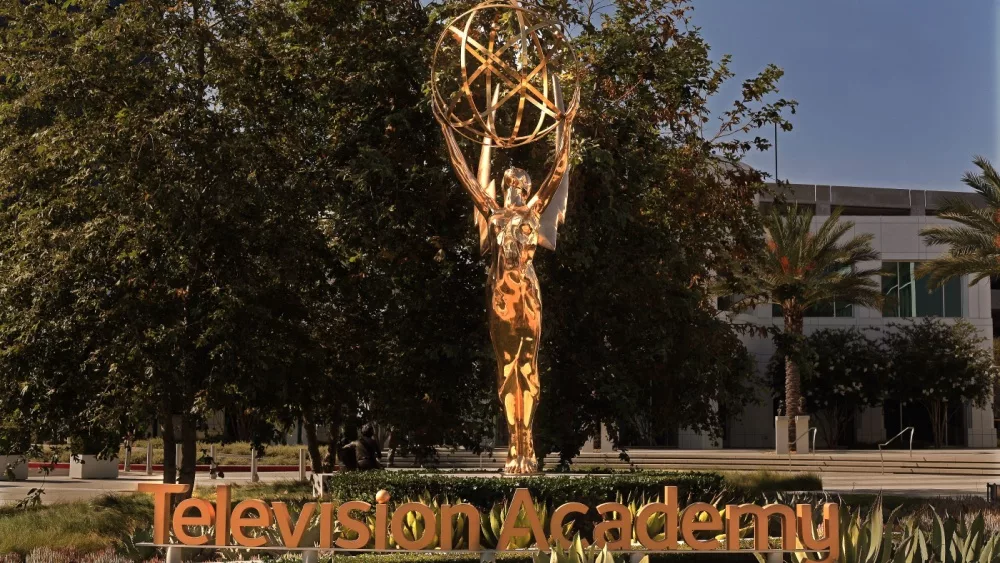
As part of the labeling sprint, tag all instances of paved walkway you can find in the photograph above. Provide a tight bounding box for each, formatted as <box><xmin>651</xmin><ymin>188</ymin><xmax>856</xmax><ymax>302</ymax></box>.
<box><xmin>1</xmin><ymin>467</ymin><xmax>995</xmax><ymax>505</ymax></box>
<box><xmin>0</xmin><ymin>470</ymin><xmax>302</xmax><ymax>506</ymax></box>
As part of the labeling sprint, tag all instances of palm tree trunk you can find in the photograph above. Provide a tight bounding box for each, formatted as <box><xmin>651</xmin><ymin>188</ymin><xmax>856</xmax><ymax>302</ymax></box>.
<box><xmin>784</xmin><ymin>305</ymin><xmax>804</xmax><ymax>452</ymax></box>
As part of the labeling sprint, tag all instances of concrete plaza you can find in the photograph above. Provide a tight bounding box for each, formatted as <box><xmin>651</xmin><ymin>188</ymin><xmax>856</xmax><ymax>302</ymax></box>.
<box><xmin>2</xmin><ymin>448</ymin><xmax>998</xmax><ymax>505</ymax></box>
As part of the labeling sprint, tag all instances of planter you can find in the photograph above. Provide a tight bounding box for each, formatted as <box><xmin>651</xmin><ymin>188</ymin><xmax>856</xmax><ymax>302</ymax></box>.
<box><xmin>774</xmin><ymin>416</ymin><xmax>789</xmax><ymax>455</ymax></box>
<box><xmin>69</xmin><ymin>455</ymin><xmax>119</xmax><ymax>479</ymax></box>
<box><xmin>0</xmin><ymin>455</ymin><xmax>28</xmax><ymax>481</ymax></box>
<box><xmin>794</xmin><ymin>415</ymin><xmax>812</xmax><ymax>453</ymax></box>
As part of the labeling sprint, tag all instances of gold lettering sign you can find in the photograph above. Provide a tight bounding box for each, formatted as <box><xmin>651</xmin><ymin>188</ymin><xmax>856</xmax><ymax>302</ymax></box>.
<box><xmin>138</xmin><ymin>485</ymin><xmax>839</xmax><ymax>561</ymax></box>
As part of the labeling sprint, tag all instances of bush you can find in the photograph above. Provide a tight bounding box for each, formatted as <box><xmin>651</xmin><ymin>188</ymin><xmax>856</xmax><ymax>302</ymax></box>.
<box><xmin>884</xmin><ymin>319</ymin><xmax>997</xmax><ymax>447</ymax></box>
<box><xmin>320</xmin><ymin>470</ymin><xmax>727</xmax><ymax>510</ymax></box>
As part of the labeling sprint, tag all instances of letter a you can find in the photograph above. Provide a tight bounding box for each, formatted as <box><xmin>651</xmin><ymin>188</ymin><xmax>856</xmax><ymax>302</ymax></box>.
<box><xmin>497</xmin><ymin>488</ymin><xmax>549</xmax><ymax>551</ymax></box>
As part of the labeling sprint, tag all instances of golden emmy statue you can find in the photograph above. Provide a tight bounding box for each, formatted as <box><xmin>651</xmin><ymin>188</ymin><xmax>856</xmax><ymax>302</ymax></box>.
<box><xmin>431</xmin><ymin>1</ymin><xmax>579</xmax><ymax>474</ymax></box>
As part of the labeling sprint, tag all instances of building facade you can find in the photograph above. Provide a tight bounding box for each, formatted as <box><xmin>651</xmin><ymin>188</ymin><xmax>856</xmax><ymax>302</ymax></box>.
<box><xmin>719</xmin><ymin>184</ymin><xmax>998</xmax><ymax>450</ymax></box>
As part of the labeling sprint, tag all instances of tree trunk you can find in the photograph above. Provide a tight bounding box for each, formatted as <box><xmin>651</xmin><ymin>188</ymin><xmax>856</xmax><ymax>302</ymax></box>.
<box><xmin>387</xmin><ymin>430</ymin><xmax>397</xmax><ymax>468</ymax></box>
<box><xmin>784</xmin><ymin>305</ymin><xmax>804</xmax><ymax>452</ymax></box>
<box><xmin>178</xmin><ymin>415</ymin><xmax>198</xmax><ymax>496</ymax></box>
<box><xmin>303</xmin><ymin>414</ymin><xmax>323</xmax><ymax>475</ymax></box>
<box><xmin>926</xmin><ymin>401</ymin><xmax>944</xmax><ymax>448</ymax></box>
<box><xmin>161</xmin><ymin>405</ymin><xmax>177</xmax><ymax>485</ymax></box>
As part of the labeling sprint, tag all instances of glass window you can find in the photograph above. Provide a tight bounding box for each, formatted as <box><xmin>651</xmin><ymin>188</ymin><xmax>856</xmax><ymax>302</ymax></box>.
<box><xmin>881</xmin><ymin>262</ymin><xmax>961</xmax><ymax>318</ymax></box>
<box><xmin>771</xmin><ymin>302</ymin><xmax>853</xmax><ymax>318</ymax></box>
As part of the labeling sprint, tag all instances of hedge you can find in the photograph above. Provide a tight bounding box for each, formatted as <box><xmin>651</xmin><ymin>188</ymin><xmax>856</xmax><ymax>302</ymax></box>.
<box><xmin>320</xmin><ymin>470</ymin><xmax>728</xmax><ymax>509</ymax></box>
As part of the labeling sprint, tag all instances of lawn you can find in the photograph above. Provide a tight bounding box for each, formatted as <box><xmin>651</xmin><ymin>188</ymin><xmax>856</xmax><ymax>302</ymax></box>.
<box><xmin>0</xmin><ymin>494</ymin><xmax>152</xmax><ymax>556</ymax></box>
<box><xmin>32</xmin><ymin>439</ymin><xmax>309</xmax><ymax>466</ymax></box>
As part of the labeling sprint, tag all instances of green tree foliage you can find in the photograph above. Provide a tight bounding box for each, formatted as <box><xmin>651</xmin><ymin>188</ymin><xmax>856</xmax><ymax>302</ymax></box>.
<box><xmin>919</xmin><ymin>157</ymin><xmax>1000</xmax><ymax>286</ymax></box>
<box><xmin>0</xmin><ymin>0</ymin><xmax>345</xmax><ymax>485</ymax></box>
<box><xmin>511</xmin><ymin>0</ymin><xmax>794</xmax><ymax>460</ymax></box>
<box><xmin>724</xmin><ymin>206</ymin><xmax>881</xmax><ymax>450</ymax></box>
<box><xmin>312</xmin><ymin>0</ymin><xmax>798</xmax><ymax>462</ymax></box>
<box><xmin>883</xmin><ymin>319</ymin><xmax>996</xmax><ymax>447</ymax></box>
<box><xmin>0</xmin><ymin>0</ymin><xmax>797</xmax><ymax>473</ymax></box>
<box><xmin>767</xmin><ymin>328</ymin><xmax>886</xmax><ymax>448</ymax></box>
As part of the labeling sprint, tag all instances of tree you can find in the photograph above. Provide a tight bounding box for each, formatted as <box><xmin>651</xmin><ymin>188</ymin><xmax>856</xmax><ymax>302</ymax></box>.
<box><xmin>918</xmin><ymin>157</ymin><xmax>1000</xmax><ymax>286</ymax></box>
<box><xmin>0</xmin><ymin>0</ymin><xmax>343</xmax><ymax>488</ymax></box>
<box><xmin>883</xmin><ymin>319</ymin><xmax>996</xmax><ymax>447</ymax></box>
<box><xmin>311</xmin><ymin>0</ymin><xmax>797</xmax><ymax>464</ymax></box>
<box><xmin>727</xmin><ymin>206</ymin><xmax>882</xmax><ymax>450</ymax></box>
<box><xmin>767</xmin><ymin>328</ymin><xmax>885</xmax><ymax>447</ymax></box>
<box><xmin>0</xmin><ymin>0</ymin><xmax>799</xmax><ymax>474</ymax></box>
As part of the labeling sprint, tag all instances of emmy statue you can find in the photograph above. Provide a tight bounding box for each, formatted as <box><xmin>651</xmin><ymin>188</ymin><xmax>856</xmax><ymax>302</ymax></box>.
<box><xmin>431</xmin><ymin>1</ymin><xmax>580</xmax><ymax>474</ymax></box>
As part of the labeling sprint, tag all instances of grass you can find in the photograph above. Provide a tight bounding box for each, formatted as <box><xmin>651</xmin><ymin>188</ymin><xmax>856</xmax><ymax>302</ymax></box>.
<box><xmin>196</xmin><ymin>478</ymin><xmax>313</xmax><ymax>502</ymax></box>
<box><xmin>721</xmin><ymin>470</ymin><xmax>823</xmax><ymax>495</ymax></box>
<box><xmin>0</xmin><ymin>494</ymin><xmax>152</xmax><ymax>556</ymax></box>
<box><xmin>33</xmin><ymin>439</ymin><xmax>308</xmax><ymax>466</ymax></box>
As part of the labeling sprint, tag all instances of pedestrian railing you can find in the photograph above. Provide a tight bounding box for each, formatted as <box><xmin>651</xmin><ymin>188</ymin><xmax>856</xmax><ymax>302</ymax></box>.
<box><xmin>878</xmin><ymin>426</ymin><xmax>914</xmax><ymax>474</ymax></box>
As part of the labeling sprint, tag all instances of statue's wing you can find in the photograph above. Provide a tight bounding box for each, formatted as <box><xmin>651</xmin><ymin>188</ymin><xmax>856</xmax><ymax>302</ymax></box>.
<box><xmin>537</xmin><ymin>75</ymin><xmax>570</xmax><ymax>251</ymax></box>
<box><xmin>537</xmin><ymin>170</ymin><xmax>568</xmax><ymax>250</ymax></box>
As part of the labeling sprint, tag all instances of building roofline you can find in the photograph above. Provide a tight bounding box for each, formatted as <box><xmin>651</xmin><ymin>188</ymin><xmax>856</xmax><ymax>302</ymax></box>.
<box><xmin>760</xmin><ymin>182</ymin><xmax>983</xmax><ymax>214</ymax></box>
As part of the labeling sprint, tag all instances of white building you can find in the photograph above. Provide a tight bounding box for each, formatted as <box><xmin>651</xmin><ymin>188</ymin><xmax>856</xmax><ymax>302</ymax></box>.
<box><xmin>721</xmin><ymin>184</ymin><xmax>998</xmax><ymax>449</ymax></box>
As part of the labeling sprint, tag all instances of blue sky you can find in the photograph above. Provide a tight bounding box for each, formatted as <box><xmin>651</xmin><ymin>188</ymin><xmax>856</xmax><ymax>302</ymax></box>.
<box><xmin>691</xmin><ymin>1</ymin><xmax>999</xmax><ymax>191</ymax></box>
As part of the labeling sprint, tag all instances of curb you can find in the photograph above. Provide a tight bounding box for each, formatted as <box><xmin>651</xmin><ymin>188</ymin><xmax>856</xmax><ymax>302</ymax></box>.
<box><xmin>27</xmin><ymin>462</ymin><xmax>313</xmax><ymax>473</ymax></box>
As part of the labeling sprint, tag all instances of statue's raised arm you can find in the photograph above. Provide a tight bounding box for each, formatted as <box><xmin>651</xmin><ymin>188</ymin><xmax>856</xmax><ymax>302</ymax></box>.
<box><xmin>438</xmin><ymin>119</ymin><xmax>499</xmax><ymax>218</ymax></box>
<box><xmin>529</xmin><ymin>74</ymin><xmax>578</xmax><ymax>250</ymax></box>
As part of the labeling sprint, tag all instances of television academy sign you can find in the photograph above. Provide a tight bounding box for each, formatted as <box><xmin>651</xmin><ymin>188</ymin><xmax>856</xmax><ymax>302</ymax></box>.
<box><xmin>139</xmin><ymin>484</ymin><xmax>839</xmax><ymax>561</ymax></box>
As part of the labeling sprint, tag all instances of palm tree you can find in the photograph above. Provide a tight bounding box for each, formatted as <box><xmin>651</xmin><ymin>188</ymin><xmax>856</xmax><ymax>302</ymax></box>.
<box><xmin>736</xmin><ymin>205</ymin><xmax>882</xmax><ymax>450</ymax></box>
<box><xmin>918</xmin><ymin>157</ymin><xmax>1000</xmax><ymax>286</ymax></box>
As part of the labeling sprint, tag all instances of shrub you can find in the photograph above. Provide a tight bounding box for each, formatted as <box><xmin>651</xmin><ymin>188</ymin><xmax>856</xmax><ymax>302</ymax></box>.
<box><xmin>884</xmin><ymin>319</ymin><xmax>997</xmax><ymax>447</ymax></box>
<box><xmin>320</xmin><ymin>470</ymin><xmax>727</xmax><ymax>510</ymax></box>
<box><xmin>766</xmin><ymin>328</ymin><xmax>886</xmax><ymax>447</ymax></box>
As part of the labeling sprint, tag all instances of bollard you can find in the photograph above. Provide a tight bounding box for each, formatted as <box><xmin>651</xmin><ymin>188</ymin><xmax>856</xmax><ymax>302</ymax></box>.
<box><xmin>145</xmin><ymin>441</ymin><xmax>153</xmax><ymax>476</ymax></box>
<box><xmin>298</xmin><ymin>447</ymin><xmax>306</xmax><ymax>481</ymax></box>
<box><xmin>165</xmin><ymin>545</ymin><xmax>184</xmax><ymax>563</ymax></box>
<box><xmin>250</xmin><ymin>447</ymin><xmax>259</xmax><ymax>483</ymax></box>
<box><xmin>123</xmin><ymin>441</ymin><xmax>131</xmax><ymax>473</ymax></box>
<box><xmin>301</xmin><ymin>549</ymin><xmax>319</xmax><ymax>563</ymax></box>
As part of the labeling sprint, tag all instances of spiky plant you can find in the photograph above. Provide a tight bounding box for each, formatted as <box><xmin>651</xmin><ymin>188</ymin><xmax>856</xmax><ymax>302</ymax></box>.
<box><xmin>918</xmin><ymin>157</ymin><xmax>1000</xmax><ymax>286</ymax></box>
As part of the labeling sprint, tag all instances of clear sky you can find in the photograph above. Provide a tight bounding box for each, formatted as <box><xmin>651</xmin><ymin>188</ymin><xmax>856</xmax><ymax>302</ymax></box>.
<box><xmin>691</xmin><ymin>1</ymin><xmax>999</xmax><ymax>191</ymax></box>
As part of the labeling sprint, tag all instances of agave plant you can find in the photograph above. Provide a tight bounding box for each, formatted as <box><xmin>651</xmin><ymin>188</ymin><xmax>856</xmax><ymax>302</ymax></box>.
<box><xmin>336</xmin><ymin>490</ymin><xmax>473</xmax><ymax>550</ymax></box>
<box><xmin>388</xmin><ymin>491</ymin><xmax>470</xmax><ymax>549</ymax></box>
<box><xmin>533</xmin><ymin>535</ymin><xmax>630</xmax><ymax>563</ymax></box>
<box><xmin>918</xmin><ymin>509</ymin><xmax>1000</xmax><ymax>563</ymax></box>
<box><xmin>481</xmin><ymin>495</ymin><xmax>572</xmax><ymax>549</ymax></box>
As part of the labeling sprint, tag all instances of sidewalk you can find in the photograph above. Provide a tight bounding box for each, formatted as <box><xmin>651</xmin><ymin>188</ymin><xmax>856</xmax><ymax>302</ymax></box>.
<box><xmin>0</xmin><ymin>470</ymin><xmax>302</xmax><ymax>506</ymax></box>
